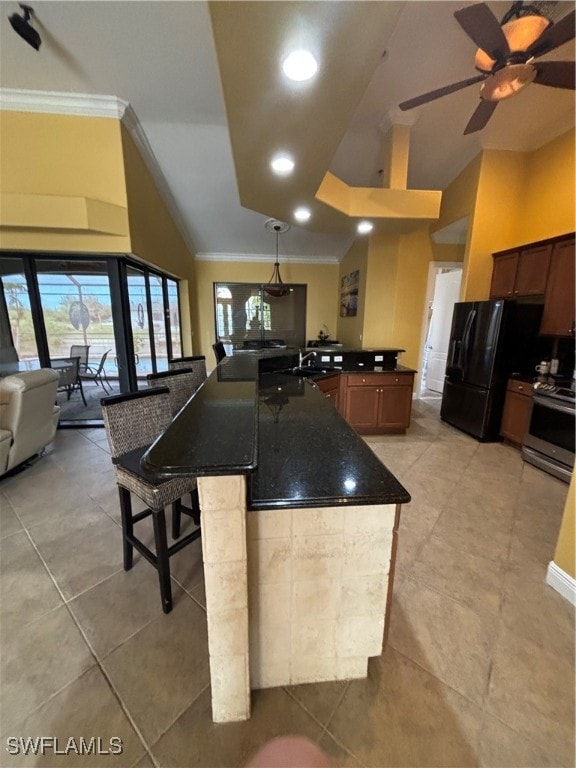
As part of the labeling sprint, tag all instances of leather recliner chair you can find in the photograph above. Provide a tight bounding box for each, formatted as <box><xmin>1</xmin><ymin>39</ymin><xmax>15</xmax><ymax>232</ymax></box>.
<box><xmin>0</xmin><ymin>369</ymin><xmax>60</xmax><ymax>477</ymax></box>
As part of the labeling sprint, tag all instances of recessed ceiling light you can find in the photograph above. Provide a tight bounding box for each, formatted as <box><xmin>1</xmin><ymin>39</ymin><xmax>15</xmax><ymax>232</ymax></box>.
<box><xmin>294</xmin><ymin>207</ymin><xmax>311</xmax><ymax>223</ymax></box>
<box><xmin>282</xmin><ymin>50</ymin><xmax>318</xmax><ymax>82</ymax></box>
<box><xmin>357</xmin><ymin>221</ymin><xmax>373</xmax><ymax>234</ymax></box>
<box><xmin>271</xmin><ymin>154</ymin><xmax>295</xmax><ymax>176</ymax></box>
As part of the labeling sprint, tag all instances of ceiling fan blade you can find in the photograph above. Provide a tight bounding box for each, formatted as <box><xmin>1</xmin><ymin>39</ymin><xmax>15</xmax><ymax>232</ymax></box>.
<box><xmin>525</xmin><ymin>9</ymin><xmax>576</xmax><ymax>58</ymax></box>
<box><xmin>454</xmin><ymin>3</ymin><xmax>510</xmax><ymax>63</ymax></box>
<box><xmin>463</xmin><ymin>99</ymin><xmax>498</xmax><ymax>134</ymax></box>
<box><xmin>399</xmin><ymin>73</ymin><xmax>486</xmax><ymax>110</ymax></box>
<box><xmin>534</xmin><ymin>61</ymin><xmax>576</xmax><ymax>90</ymax></box>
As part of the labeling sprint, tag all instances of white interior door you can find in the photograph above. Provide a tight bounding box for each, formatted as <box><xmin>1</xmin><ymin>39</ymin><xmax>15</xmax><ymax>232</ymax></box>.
<box><xmin>426</xmin><ymin>269</ymin><xmax>462</xmax><ymax>393</ymax></box>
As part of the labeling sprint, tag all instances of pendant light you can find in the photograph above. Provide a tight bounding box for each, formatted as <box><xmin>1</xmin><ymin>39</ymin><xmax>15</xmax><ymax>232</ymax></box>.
<box><xmin>264</xmin><ymin>219</ymin><xmax>290</xmax><ymax>298</ymax></box>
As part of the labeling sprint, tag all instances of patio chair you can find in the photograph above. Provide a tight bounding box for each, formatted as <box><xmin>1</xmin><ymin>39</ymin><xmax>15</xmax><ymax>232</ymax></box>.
<box><xmin>52</xmin><ymin>356</ymin><xmax>87</xmax><ymax>406</ymax></box>
<box><xmin>79</xmin><ymin>349</ymin><xmax>112</xmax><ymax>393</ymax></box>
<box><xmin>70</xmin><ymin>344</ymin><xmax>90</xmax><ymax>373</ymax></box>
<box><xmin>101</xmin><ymin>387</ymin><xmax>201</xmax><ymax>613</ymax></box>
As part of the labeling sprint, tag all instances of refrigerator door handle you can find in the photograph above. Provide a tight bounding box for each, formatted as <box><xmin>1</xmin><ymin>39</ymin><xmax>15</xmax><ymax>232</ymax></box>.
<box><xmin>460</xmin><ymin>309</ymin><xmax>476</xmax><ymax>372</ymax></box>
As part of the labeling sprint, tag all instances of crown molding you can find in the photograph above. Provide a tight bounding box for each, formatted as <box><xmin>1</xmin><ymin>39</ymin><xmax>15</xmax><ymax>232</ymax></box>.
<box><xmin>195</xmin><ymin>252</ymin><xmax>339</xmax><ymax>265</ymax></box>
<box><xmin>0</xmin><ymin>88</ymin><xmax>129</xmax><ymax>118</ymax></box>
<box><xmin>0</xmin><ymin>88</ymin><xmax>197</xmax><ymax>256</ymax></box>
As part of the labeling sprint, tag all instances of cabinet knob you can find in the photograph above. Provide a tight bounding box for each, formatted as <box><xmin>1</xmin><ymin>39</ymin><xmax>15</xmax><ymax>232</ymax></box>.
<box><xmin>507</xmin><ymin>291</ymin><xmax>512</xmax><ymax>295</ymax></box>
<box><xmin>518</xmin><ymin>385</ymin><xmax>523</xmax><ymax>390</ymax></box>
<box><xmin>395</xmin><ymin>377</ymin><xmax>399</xmax><ymax>382</ymax></box>
<box><xmin>362</xmin><ymin>378</ymin><xmax>366</xmax><ymax>383</ymax></box>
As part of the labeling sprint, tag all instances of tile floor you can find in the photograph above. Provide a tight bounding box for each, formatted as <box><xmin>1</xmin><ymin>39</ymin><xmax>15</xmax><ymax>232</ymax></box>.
<box><xmin>0</xmin><ymin>396</ymin><xmax>574</xmax><ymax>767</ymax></box>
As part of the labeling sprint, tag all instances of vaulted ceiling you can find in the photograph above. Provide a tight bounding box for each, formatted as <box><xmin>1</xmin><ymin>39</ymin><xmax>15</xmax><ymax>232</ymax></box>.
<box><xmin>1</xmin><ymin>1</ymin><xmax>574</xmax><ymax>262</ymax></box>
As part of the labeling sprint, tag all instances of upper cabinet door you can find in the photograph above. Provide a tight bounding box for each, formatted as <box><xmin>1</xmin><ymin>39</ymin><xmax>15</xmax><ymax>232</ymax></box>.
<box><xmin>514</xmin><ymin>243</ymin><xmax>551</xmax><ymax>296</ymax></box>
<box><xmin>490</xmin><ymin>252</ymin><xmax>518</xmax><ymax>298</ymax></box>
<box><xmin>540</xmin><ymin>237</ymin><xmax>575</xmax><ymax>337</ymax></box>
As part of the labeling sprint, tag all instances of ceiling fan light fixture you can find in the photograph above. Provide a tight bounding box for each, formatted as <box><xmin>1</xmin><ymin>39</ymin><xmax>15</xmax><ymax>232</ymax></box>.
<box><xmin>480</xmin><ymin>62</ymin><xmax>537</xmax><ymax>101</ymax></box>
<box><xmin>474</xmin><ymin>14</ymin><xmax>550</xmax><ymax>72</ymax></box>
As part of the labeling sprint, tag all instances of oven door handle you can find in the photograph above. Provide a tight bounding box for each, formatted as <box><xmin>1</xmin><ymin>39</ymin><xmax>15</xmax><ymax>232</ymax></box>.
<box><xmin>533</xmin><ymin>394</ymin><xmax>576</xmax><ymax>416</ymax></box>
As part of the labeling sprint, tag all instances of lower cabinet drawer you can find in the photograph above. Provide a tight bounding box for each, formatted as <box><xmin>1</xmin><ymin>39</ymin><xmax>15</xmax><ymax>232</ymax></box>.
<box><xmin>345</xmin><ymin>373</ymin><xmax>413</xmax><ymax>388</ymax></box>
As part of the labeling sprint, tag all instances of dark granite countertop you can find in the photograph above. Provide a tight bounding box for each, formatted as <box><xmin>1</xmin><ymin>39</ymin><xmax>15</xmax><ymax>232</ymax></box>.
<box><xmin>251</xmin><ymin>372</ymin><xmax>410</xmax><ymax>510</ymax></box>
<box><xmin>141</xmin><ymin>351</ymin><xmax>411</xmax><ymax>509</ymax></box>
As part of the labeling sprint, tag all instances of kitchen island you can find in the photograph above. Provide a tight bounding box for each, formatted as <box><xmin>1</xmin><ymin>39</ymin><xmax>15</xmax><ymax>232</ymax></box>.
<box><xmin>142</xmin><ymin>351</ymin><xmax>410</xmax><ymax>723</ymax></box>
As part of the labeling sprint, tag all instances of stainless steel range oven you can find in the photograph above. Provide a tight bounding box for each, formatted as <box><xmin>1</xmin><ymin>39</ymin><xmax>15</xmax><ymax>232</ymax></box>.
<box><xmin>522</xmin><ymin>382</ymin><xmax>575</xmax><ymax>483</ymax></box>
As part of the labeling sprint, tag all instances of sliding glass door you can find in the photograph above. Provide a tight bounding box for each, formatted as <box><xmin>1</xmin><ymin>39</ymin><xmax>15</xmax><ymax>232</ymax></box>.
<box><xmin>0</xmin><ymin>253</ymin><xmax>184</xmax><ymax>424</ymax></box>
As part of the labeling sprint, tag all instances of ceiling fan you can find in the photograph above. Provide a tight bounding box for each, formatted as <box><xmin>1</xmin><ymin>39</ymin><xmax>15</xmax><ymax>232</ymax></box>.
<box><xmin>398</xmin><ymin>1</ymin><xmax>576</xmax><ymax>134</ymax></box>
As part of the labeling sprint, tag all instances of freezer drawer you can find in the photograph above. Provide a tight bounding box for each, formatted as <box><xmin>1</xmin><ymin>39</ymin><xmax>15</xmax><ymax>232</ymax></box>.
<box><xmin>440</xmin><ymin>379</ymin><xmax>502</xmax><ymax>441</ymax></box>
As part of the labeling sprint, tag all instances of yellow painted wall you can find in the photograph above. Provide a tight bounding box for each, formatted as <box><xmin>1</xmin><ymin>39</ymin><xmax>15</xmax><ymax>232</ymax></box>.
<box><xmin>337</xmin><ymin>238</ymin><xmax>368</xmax><ymax>347</ymax></box>
<box><xmin>431</xmin><ymin>243</ymin><xmax>465</xmax><ymax>262</ymax></box>
<box><xmin>193</xmin><ymin>259</ymin><xmax>339</xmax><ymax>364</ymax></box>
<box><xmin>391</xmin><ymin>229</ymin><xmax>435</xmax><ymax>370</ymax></box>
<box><xmin>554</xmin><ymin>474</ymin><xmax>575</xmax><ymax>579</ymax></box>
<box><xmin>461</xmin><ymin>150</ymin><xmax>527</xmax><ymax>301</ymax></box>
<box><xmin>0</xmin><ymin>111</ymin><xmax>130</xmax><ymax>253</ymax></box>
<box><xmin>520</xmin><ymin>129</ymin><xmax>576</xmax><ymax>243</ymax></box>
<box><xmin>120</xmin><ymin>126</ymin><xmax>197</xmax><ymax>353</ymax></box>
<box><xmin>431</xmin><ymin>154</ymin><xmax>482</xmax><ymax>238</ymax></box>
<box><xmin>363</xmin><ymin>233</ymin><xmax>400</xmax><ymax>349</ymax></box>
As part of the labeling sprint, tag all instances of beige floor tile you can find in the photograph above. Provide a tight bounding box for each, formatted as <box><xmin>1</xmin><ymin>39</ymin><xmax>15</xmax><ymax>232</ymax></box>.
<box><xmin>486</xmin><ymin>626</ymin><xmax>575</xmax><ymax>765</ymax></box>
<box><xmin>0</xmin><ymin>531</ymin><xmax>63</xmax><ymax>634</ymax></box>
<box><xmin>478</xmin><ymin>712</ymin><xmax>564</xmax><ymax>767</ymax></box>
<box><xmin>446</xmin><ymin>472</ymin><xmax>521</xmax><ymax>514</ymax></box>
<box><xmin>130</xmin><ymin>753</ymin><xmax>155</xmax><ymax>768</ymax></box>
<box><xmin>432</xmin><ymin>503</ymin><xmax>514</xmax><ymax>565</ymax></box>
<box><xmin>12</xmin><ymin>485</ymin><xmax>111</xmax><ymax>532</ymax></box>
<box><xmin>388</xmin><ymin>578</ymin><xmax>493</xmax><ymax>705</ymax></box>
<box><xmin>69</xmin><ymin>568</ymin><xmax>186</xmax><ymax>658</ymax></box>
<box><xmin>101</xmin><ymin>594</ymin><xmax>210</xmax><ymax>745</ymax></box>
<box><xmin>507</xmin><ymin>528</ymin><xmax>558</xmax><ymax>584</ymax></box>
<box><xmin>324</xmin><ymin>647</ymin><xmax>482</xmax><ymax>767</ymax></box>
<box><xmin>189</xmin><ymin>579</ymin><xmax>206</xmax><ymax>610</ymax></box>
<box><xmin>29</xmin><ymin>515</ymin><xmax>124</xmax><ymax>600</ymax></box>
<box><xmin>151</xmin><ymin>685</ymin><xmax>323</xmax><ymax>768</ymax></box>
<box><xmin>315</xmin><ymin>733</ymin><xmax>365</xmax><ymax>767</ymax></box>
<box><xmin>0</xmin><ymin>605</ymin><xmax>95</xmax><ymax>736</ymax></box>
<box><xmin>3</xmin><ymin>666</ymin><xmax>145</xmax><ymax>768</ymax></box>
<box><xmin>283</xmin><ymin>680</ymin><xmax>349</xmax><ymax>728</ymax></box>
<box><xmin>500</xmin><ymin>568</ymin><xmax>575</xmax><ymax>659</ymax></box>
<box><xmin>0</xmin><ymin>492</ymin><xmax>22</xmax><ymax>540</ymax></box>
<box><xmin>409</xmin><ymin>534</ymin><xmax>504</xmax><ymax>623</ymax></box>
<box><xmin>397</xmin><ymin>469</ymin><xmax>455</xmax><ymax>511</ymax></box>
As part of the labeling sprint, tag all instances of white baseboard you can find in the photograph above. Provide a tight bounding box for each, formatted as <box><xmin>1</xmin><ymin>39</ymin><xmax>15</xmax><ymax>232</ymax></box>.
<box><xmin>546</xmin><ymin>561</ymin><xmax>576</xmax><ymax>606</ymax></box>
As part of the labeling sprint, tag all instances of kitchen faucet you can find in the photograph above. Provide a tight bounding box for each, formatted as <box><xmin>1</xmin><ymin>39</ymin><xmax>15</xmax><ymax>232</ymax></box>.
<box><xmin>297</xmin><ymin>350</ymin><xmax>317</xmax><ymax>369</ymax></box>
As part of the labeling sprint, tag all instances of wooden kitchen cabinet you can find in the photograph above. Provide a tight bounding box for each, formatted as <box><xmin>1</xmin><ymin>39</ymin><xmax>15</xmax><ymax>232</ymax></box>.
<box><xmin>490</xmin><ymin>251</ymin><xmax>518</xmax><ymax>298</ymax></box>
<box><xmin>342</xmin><ymin>372</ymin><xmax>414</xmax><ymax>434</ymax></box>
<box><xmin>540</xmin><ymin>236</ymin><xmax>575</xmax><ymax>337</ymax></box>
<box><xmin>315</xmin><ymin>373</ymin><xmax>341</xmax><ymax>413</ymax></box>
<box><xmin>500</xmin><ymin>378</ymin><xmax>532</xmax><ymax>446</ymax></box>
<box><xmin>490</xmin><ymin>243</ymin><xmax>551</xmax><ymax>299</ymax></box>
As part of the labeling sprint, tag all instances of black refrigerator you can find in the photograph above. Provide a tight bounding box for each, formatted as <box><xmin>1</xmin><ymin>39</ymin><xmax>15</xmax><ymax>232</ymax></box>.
<box><xmin>440</xmin><ymin>299</ymin><xmax>544</xmax><ymax>441</ymax></box>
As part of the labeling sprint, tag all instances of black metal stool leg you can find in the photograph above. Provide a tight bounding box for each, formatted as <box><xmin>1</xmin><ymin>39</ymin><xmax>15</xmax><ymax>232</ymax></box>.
<box><xmin>153</xmin><ymin>509</ymin><xmax>172</xmax><ymax>613</ymax></box>
<box><xmin>172</xmin><ymin>500</ymin><xmax>182</xmax><ymax>539</ymax></box>
<box><xmin>118</xmin><ymin>487</ymin><xmax>134</xmax><ymax>570</ymax></box>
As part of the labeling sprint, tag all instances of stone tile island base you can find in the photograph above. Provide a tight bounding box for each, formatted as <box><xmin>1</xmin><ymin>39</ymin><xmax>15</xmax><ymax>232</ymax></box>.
<box><xmin>197</xmin><ymin>475</ymin><xmax>400</xmax><ymax>723</ymax></box>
